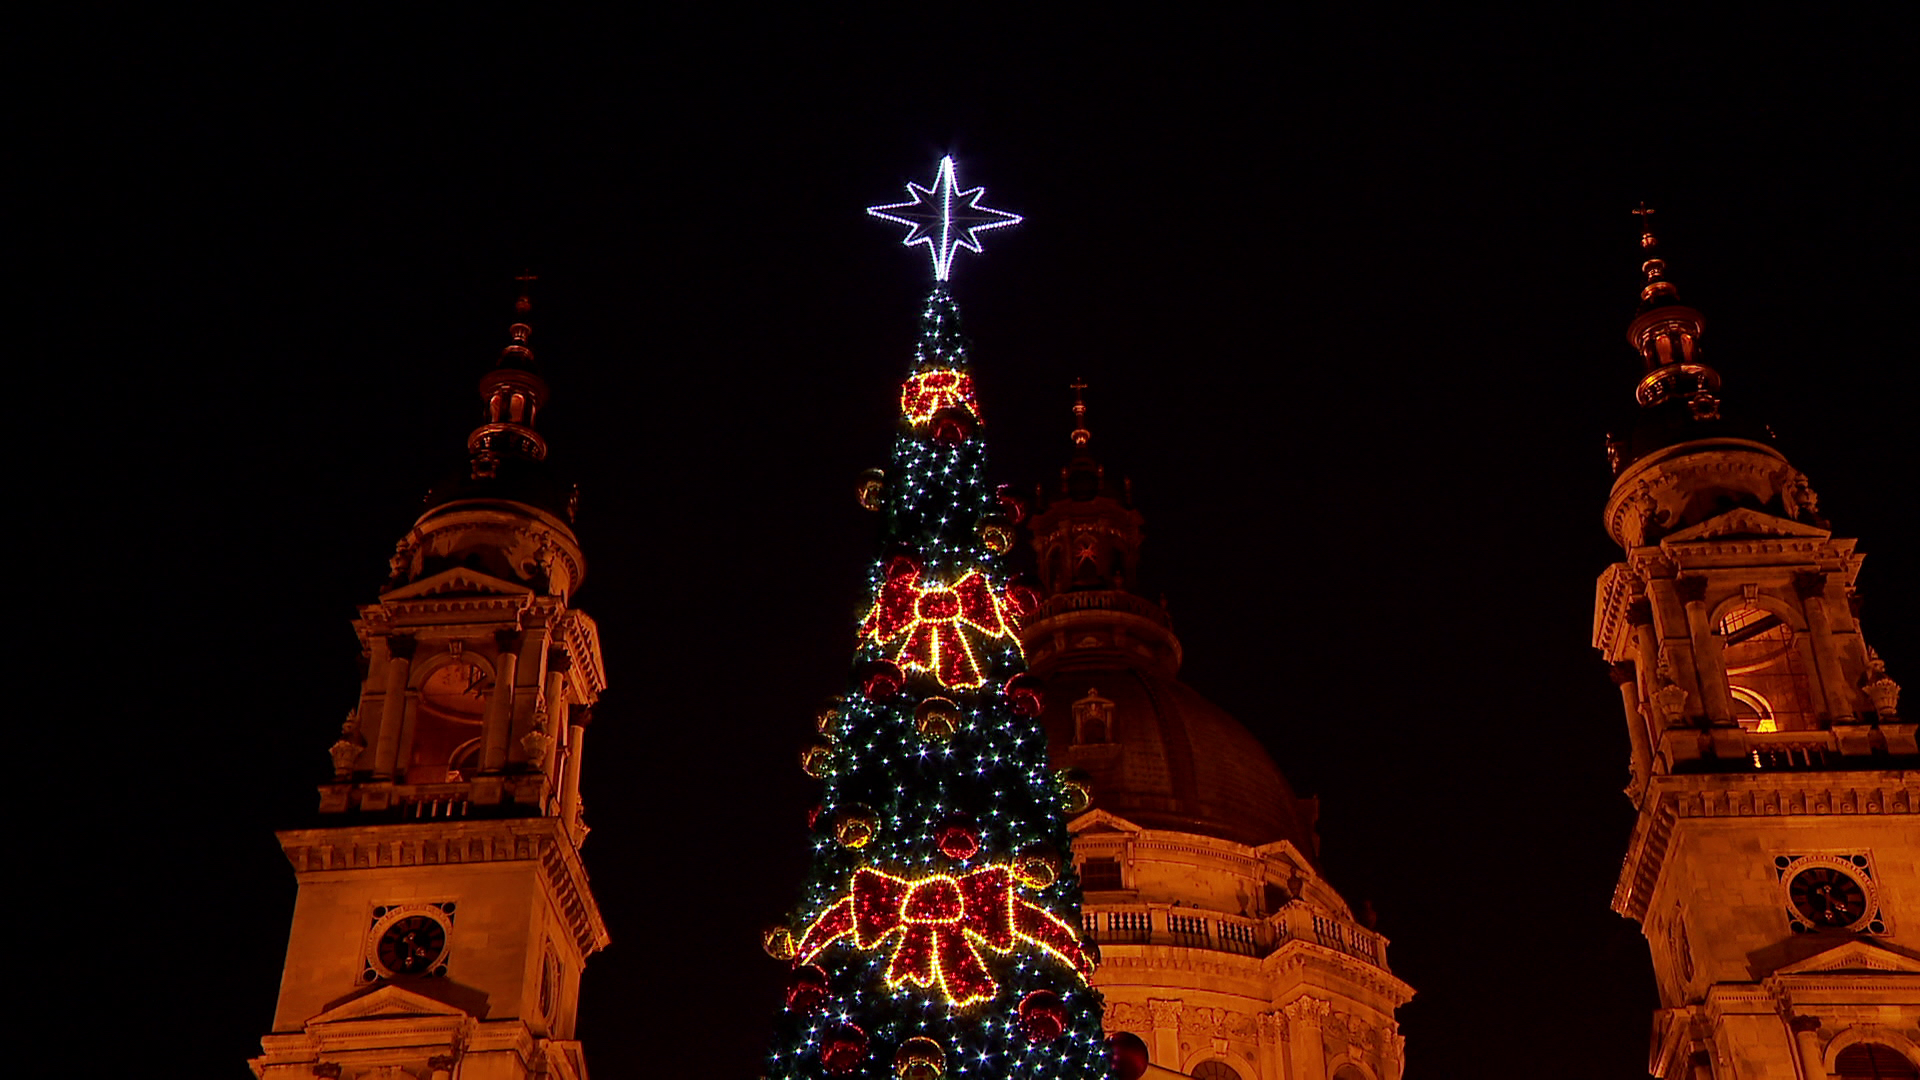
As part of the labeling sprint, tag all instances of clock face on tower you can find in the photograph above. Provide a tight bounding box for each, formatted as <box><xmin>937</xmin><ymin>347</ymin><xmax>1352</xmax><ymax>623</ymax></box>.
<box><xmin>1788</xmin><ymin>866</ymin><xmax>1869</xmax><ymax>929</ymax></box>
<box><xmin>365</xmin><ymin>903</ymin><xmax>455</xmax><ymax>981</ymax></box>
<box><xmin>377</xmin><ymin>915</ymin><xmax>448</xmax><ymax>976</ymax></box>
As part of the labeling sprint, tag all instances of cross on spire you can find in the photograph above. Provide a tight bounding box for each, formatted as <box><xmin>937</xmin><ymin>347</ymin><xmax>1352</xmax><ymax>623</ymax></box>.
<box><xmin>1632</xmin><ymin>203</ymin><xmax>1659</xmax><ymax>251</ymax></box>
<box><xmin>514</xmin><ymin>269</ymin><xmax>538</xmax><ymax>315</ymax></box>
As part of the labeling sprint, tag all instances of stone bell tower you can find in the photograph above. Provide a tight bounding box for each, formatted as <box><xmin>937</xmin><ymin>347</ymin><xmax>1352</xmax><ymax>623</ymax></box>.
<box><xmin>251</xmin><ymin>284</ymin><xmax>610</xmax><ymax>1080</ymax></box>
<box><xmin>1593</xmin><ymin>212</ymin><xmax>1919</xmax><ymax>1079</ymax></box>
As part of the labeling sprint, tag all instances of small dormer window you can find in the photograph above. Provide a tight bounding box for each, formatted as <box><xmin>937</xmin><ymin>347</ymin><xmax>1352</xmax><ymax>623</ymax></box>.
<box><xmin>1072</xmin><ymin>689</ymin><xmax>1115</xmax><ymax>744</ymax></box>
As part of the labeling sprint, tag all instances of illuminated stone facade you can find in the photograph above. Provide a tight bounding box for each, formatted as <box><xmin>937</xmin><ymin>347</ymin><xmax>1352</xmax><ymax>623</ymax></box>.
<box><xmin>1025</xmin><ymin>403</ymin><xmax>1412</xmax><ymax>1080</ymax></box>
<box><xmin>1594</xmin><ymin>229</ymin><xmax>1919</xmax><ymax>1078</ymax></box>
<box><xmin>252</xmin><ymin>299</ymin><xmax>610</xmax><ymax>1080</ymax></box>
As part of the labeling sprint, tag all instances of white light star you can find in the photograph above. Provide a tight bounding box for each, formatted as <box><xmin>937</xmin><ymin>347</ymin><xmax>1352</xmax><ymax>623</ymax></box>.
<box><xmin>867</xmin><ymin>156</ymin><xmax>1023</xmax><ymax>281</ymax></box>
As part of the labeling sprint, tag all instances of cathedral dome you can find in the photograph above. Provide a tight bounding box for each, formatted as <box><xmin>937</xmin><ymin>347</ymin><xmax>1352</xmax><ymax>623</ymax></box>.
<box><xmin>1038</xmin><ymin>663</ymin><xmax>1317</xmax><ymax>852</ymax></box>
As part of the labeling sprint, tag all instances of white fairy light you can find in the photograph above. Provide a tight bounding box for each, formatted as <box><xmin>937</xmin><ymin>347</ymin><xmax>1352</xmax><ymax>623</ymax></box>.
<box><xmin>868</xmin><ymin>156</ymin><xmax>1023</xmax><ymax>280</ymax></box>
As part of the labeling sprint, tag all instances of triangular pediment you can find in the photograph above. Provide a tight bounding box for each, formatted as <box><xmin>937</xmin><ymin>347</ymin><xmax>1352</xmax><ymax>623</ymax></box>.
<box><xmin>1775</xmin><ymin>939</ymin><xmax>1920</xmax><ymax>975</ymax></box>
<box><xmin>1662</xmin><ymin>508</ymin><xmax>1830</xmax><ymax>543</ymax></box>
<box><xmin>1067</xmin><ymin>809</ymin><xmax>1144</xmax><ymax>835</ymax></box>
<box><xmin>307</xmin><ymin>984</ymin><xmax>472</xmax><ymax>1026</ymax></box>
<box><xmin>381</xmin><ymin>567</ymin><xmax>534</xmax><ymax>601</ymax></box>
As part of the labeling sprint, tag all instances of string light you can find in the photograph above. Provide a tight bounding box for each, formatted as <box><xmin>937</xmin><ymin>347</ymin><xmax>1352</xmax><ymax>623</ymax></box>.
<box><xmin>867</xmin><ymin>157</ymin><xmax>1022</xmax><ymax>281</ymax></box>
<box><xmin>793</xmin><ymin>865</ymin><xmax>1093</xmax><ymax>1008</ymax></box>
<box><xmin>767</xmin><ymin>261</ymin><xmax>1107</xmax><ymax>1074</ymax></box>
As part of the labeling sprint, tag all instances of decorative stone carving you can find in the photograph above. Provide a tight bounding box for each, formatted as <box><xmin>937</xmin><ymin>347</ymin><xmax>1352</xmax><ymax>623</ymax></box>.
<box><xmin>329</xmin><ymin>712</ymin><xmax>365</xmax><ymax>777</ymax></box>
<box><xmin>1281</xmin><ymin>995</ymin><xmax>1330</xmax><ymax>1027</ymax></box>
<box><xmin>312</xmin><ymin>1066</ymin><xmax>342</xmax><ymax>1080</ymax></box>
<box><xmin>521</xmin><ymin>725</ymin><xmax>554</xmax><ymax>766</ymax></box>
<box><xmin>1148</xmin><ymin>998</ymin><xmax>1183</xmax><ymax>1029</ymax></box>
<box><xmin>1653</xmin><ymin>659</ymin><xmax>1691</xmax><ymax>727</ymax></box>
<box><xmin>1257</xmin><ymin>1009</ymin><xmax>1287</xmax><ymax>1042</ymax></box>
<box><xmin>1105</xmin><ymin>1001</ymin><xmax>1152</xmax><ymax>1030</ymax></box>
<box><xmin>1780</xmin><ymin>470</ymin><xmax>1823</xmax><ymax>524</ymax></box>
<box><xmin>1864</xmin><ymin>650</ymin><xmax>1901</xmax><ymax>719</ymax></box>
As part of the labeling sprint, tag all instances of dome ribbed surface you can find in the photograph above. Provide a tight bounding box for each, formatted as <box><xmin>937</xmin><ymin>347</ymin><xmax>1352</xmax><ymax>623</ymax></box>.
<box><xmin>1038</xmin><ymin>665</ymin><xmax>1315</xmax><ymax>852</ymax></box>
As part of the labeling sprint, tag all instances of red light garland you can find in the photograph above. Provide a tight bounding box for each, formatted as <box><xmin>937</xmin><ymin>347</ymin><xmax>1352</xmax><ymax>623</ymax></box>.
<box><xmin>901</xmin><ymin>370</ymin><xmax>979</xmax><ymax>425</ymax></box>
<box><xmin>793</xmin><ymin>865</ymin><xmax>1094</xmax><ymax>1007</ymax></box>
<box><xmin>863</xmin><ymin>557</ymin><xmax>1018</xmax><ymax>689</ymax></box>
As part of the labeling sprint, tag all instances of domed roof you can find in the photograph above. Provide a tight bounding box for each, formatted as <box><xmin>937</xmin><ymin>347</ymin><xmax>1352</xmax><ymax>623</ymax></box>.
<box><xmin>1037</xmin><ymin>664</ymin><xmax>1317</xmax><ymax>853</ymax></box>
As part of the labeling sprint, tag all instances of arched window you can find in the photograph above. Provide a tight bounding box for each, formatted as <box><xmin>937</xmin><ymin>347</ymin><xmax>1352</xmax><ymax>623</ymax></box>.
<box><xmin>1836</xmin><ymin>1044</ymin><xmax>1920</xmax><ymax>1080</ymax></box>
<box><xmin>1191</xmin><ymin>1063</ymin><xmax>1241</xmax><ymax>1080</ymax></box>
<box><xmin>406</xmin><ymin>659</ymin><xmax>491</xmax><ymax>783</ymax></box>
<box><xmin>1332</xmin><ymin>1067</ymin><xmax>1370</xmax><ymax>1080</ymax></box>
<box><xmin>1717</xmin><ymin>602</ymin><xmax>1816</xmax><ymax>731</ymax></box>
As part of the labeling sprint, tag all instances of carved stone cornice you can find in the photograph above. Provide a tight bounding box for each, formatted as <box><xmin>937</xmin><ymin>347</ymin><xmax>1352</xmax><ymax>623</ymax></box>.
<box><xmin>276</xmin><ymin>818</ymin><xmax>609</xmax><ymax>959</ymax></box>
<box><xmin>1614</xmin><ymin>771</ymin><xmax>1920</xmax><ymax>921</ymax></box>
<box><xmin>1263</xmin><ymin>939</ymin><xmax>1416</xmax><ymax>1006</ymax></box>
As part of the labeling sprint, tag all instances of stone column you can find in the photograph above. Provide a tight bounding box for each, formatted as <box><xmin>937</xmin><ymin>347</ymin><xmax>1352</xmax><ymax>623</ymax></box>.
<box><xmin>1611</xmin><ymin>662</ymin><xmax>1654</xmax><ymax>800</ymax></box>
<box><xmin>372</xmin><ymin>635</ymin><xmax>416</xmax><ymax>779</ymax></box>
<box><xmin>1646</xmin><ymin>574</ymin><xmax>1706</xmax><ymax>723</ymax></box>
<box><xmin>1147</xmin><ymin>1000</ymin><xmax>1182</xmax><ymax>1072</ymax></box>
<box><xmin>560</xmin><ymin>707</ymin><xmax>590</xmax><ymax>843</ymax></box>
<box><xmin>1789</xmin><ymin>1017</ymin><xmax>1825</xmax><ymax>1080</ymax></box>
<box><xmin>482</xmin><ymin>630</ymin><xmax>522</xmax><ymax>773</ymax></box>
<box><xmin>1256</xmin><ymin>1011</ymin><xmax>1286</xmax><ymax>1080</ymax></box>
<box><xmin>541</xmin><ymin>647</ymin><xmax>572</xmax><ymax>782</ymax></box>
<box><xmin>1676</xmin><ymin>576</ymin><xmax>1734</xmax><ymax>724</ymax></box>
<box><xmin>1281</xmin><ymin>997</ymin><xmax>1330</xmax><ymax>1080</ymax></box>
<box><xmin>1794</xmin><ymin>573</ymin><xmax>1853</xmax><ymax>722</ymax></box>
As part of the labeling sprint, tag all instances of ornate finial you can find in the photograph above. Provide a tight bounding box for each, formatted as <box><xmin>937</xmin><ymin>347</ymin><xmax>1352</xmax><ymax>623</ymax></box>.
<box><xmin>1632</xmin><ymin>202</ymin><xmax>1658</xmax><ymax>250</ymax></box>
<box><xmin>868</xmin><ymin>157</ymin><xmax>1022</xmax><ymax>282</ymax></box>
<box><xmin>508</xmin><ymin>270</ymin><xmax>536</xmax><ymax>345</ymax></box>
<box><xmin>1069</xmin><ymin>378</ymin><xmax>1090</xmax><ymax>447</ymax></box>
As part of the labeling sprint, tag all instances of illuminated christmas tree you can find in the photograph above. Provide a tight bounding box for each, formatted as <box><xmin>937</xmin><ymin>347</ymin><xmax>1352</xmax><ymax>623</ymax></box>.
<box><xmin>763</xmin><ymin>159</ymin><xmax>1110</xmax><ymax>1079</ymax></box>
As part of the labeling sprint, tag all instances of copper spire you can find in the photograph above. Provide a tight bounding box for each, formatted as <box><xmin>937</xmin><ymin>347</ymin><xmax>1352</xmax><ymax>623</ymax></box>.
<box><xmin>1623</xmin><ymin>206</ymin><xmax>1717</xmax><ymax>414</ymax></box>
<box><xmin>1069</xmin><ymin>378</ymin><xmax>1091</xmax><ymax>447</ymax></box>
<box><xmin>1630</xmin><ymin>204</ymin><xmax>1679</xmax><ymax>310</ymax></box>
<box><xmin>500</xmin><ymin>270</ymin><xmax>537</xmax><ymax>369</ymax></box>
<box><xmin>467</xmin><ymin>272</ymin><xmax>552</xmax><ymax>477</ymax></box>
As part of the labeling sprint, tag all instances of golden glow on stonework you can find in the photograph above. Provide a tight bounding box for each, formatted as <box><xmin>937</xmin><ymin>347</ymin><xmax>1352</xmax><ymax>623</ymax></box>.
<box><xmin>792</xmin><ymin>865</ymin><xmax>1091</xmax><ymax>1008</ymax></box>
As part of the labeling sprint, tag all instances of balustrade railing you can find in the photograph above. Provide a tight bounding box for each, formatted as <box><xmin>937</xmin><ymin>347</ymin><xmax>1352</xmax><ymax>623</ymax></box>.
<box><xmin>1744</xmin><ymin>730</ymin><xmax>1841</xmax><ymax>771</ymax></box>
<box><xmin>1078</xmin><ymin>904</ymin><xmax>1382</xmax><ymax>966</ymax></box>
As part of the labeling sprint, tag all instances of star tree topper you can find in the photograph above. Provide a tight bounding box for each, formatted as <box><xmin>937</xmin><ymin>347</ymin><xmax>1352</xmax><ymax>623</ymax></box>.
<box><xmin>867</xmin><ymin>156</ymin><xmax>1022</xmax><ymax>281</ymax></box>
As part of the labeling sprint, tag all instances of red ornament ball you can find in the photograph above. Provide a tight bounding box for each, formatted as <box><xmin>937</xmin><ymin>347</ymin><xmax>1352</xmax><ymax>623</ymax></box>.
<box><xmin>1018</xmin><ymin>989</ymin><xmax>1070</xmax><ymax>1043</ymax></box>
<box><xmin>1003</xmin><ymin>583</ymin><xmax>1041</xmax><ymax>619</ymax></box>
<box><xmin>1004</xmin><ymin>673</ymin><xmax>1044</xmax><ymax>717</ymax></box>
<box><xmin>995</xmin><ymin>483</ymin><xmax>1028</xmax><ymax>524</ymax></box>
<box><xmin>856</xmin><ymin>659</ymin><xmax>906</xmax><ymax>700</ymax></box>
<box><xmin>821</xmin><ymin>1024</ymin><xmax>869</xmax><ymax>1074</ymax></box>
<box><xmin>786</xmin><ymin>964</ymin><xmax>830</xmax><ymax>1012</ymax></box>
<box><xmin>928</xmin><ymin>406</ymin><xmax>976</xmax><ymax>444</ymax></box>
<box><xmin>1109</xmin><ymin>1031</ymin><xmax>1150</xmax><ymax>1080</ymax></box>
<box><xmin>934</xmin><ymin>818</ymin><xmax>980</xmax><ymax>861</ymax></box>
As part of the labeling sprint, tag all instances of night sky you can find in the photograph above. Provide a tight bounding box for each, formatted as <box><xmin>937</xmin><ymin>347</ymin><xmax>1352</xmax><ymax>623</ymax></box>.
<box><xmin>41</xmin><ymin>11</ymin><xmax>1914</xmax><ymax>1078</ymax></box>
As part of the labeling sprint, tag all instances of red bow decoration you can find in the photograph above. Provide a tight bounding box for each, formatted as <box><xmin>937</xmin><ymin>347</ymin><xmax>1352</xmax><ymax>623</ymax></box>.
<box><xmin>794</xmin><ymin>866</ymin><xmax>1093</xmax><ymax>1007</ymax></box>
<box><xmin>863</xmin><ymin>557</ymin><xmax>1015</xmax><ymax>689</ymax></box>
<box><xmin>901</xmin><ymin>369</ymin><xmax>978</xmax><ymax>425</ymax></box>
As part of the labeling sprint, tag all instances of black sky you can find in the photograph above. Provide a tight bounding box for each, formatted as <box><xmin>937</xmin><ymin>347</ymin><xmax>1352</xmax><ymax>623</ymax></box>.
<box><xmin>35</xmin><ymin>9</ymin><xmax>1916</xmax><ymax>1078</ymax></box>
